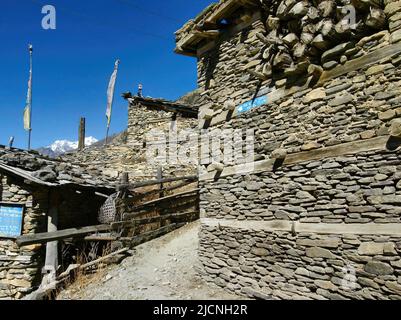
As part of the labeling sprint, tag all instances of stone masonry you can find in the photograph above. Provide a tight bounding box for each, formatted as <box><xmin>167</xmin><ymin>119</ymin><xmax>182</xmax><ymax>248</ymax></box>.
<box><xmin>176</xmin><ymin>0</ymin><xmax>401</xmax><ymax>299</ymax></box>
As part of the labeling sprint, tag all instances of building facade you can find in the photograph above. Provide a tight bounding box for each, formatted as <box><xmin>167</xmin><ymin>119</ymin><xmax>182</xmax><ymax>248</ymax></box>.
<box><xmin>176</xmin><ymin>0</ymin><xmax>401</xmax><ymax>299</ymax></box>
<box><xmin>0</xmin><ymin>147</ymin><xmax>115</xmax><ymax>299</ymax></box>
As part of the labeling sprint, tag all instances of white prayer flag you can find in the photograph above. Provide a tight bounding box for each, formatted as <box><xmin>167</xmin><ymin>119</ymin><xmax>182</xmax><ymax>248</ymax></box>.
<box><xmin>24</xmin><ymin>45</ymin><xmax>33</xmax><ymax>131</ymax></box>
<box><xmin>106</xmin><ymin>59</ymin><xmax>120</xmax><ymax>127</ymax></box>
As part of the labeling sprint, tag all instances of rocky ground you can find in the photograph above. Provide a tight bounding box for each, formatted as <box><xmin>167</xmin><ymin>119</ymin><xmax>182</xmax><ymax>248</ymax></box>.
<box><xmin>57</xmin><ymin>221</ymin><xmax>242</xmax><ymax>300</ymax></box>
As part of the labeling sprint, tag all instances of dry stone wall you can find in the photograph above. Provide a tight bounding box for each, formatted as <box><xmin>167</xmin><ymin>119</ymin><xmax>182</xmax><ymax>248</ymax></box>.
<box><xmin>0</xmin><ymin>175</ymin><xmax>47</xmax><ymax>299</ymax></box>
<box><xmin>196</xmin><ymin>0</ymin><xmax>401</xmax><ymax>129</ymax></box>
<box><xmin>195</xmin><ymin>0</ymin><xmax>401</xmax><ymax>300</ymax></box>
<box><xmin>65</xmin><ymin>101</ymin><xmax>198</xmax><ymax>182</ymax></box>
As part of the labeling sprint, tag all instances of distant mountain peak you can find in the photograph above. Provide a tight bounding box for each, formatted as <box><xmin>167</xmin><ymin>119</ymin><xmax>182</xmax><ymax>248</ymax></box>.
<box><xmin>37</xmin><ymin>136</ymin><xmax>98</xmax><ymax>157</ymax></box>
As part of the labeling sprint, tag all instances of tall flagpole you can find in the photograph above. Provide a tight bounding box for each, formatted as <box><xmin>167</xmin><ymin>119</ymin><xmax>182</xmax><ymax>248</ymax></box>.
<box><xmin>105</xmin><ymin>59</ymin><xmax>120</xmax><ymax>146</ymax></box>
<box><xmin>28</xmin><ymin>45</ymin><xmax>33</xmax><ymax>150</ymax></box>
<box><xmin>24</xmin><ymin>44</ymin><xmax>33</xmax><ymax>151</ymax></box>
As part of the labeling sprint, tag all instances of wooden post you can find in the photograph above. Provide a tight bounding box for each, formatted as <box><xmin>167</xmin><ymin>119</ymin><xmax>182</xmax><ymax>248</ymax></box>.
<box><xmin>157</xmin><ymin>167</ymin><xmax>164</xmax><ymax>199</ymax></box>
<box><xmin>121</xmin><ymin>172</ymin><xmax>129</xmax><ymax>188</ymax></box>
<box><xmin>78</xmin><ymin>117</ymin><xmax>86</xmax><ymax>151</ymax></box>
<box><xmin>41</xmin><ymin>192</ymin><xmax>59</xmax><ymax>289</ymax></box>
<box><xmin>118</xmin><ymin>172</ymin><xmax>129</xmax><ymax>198</ymax></box>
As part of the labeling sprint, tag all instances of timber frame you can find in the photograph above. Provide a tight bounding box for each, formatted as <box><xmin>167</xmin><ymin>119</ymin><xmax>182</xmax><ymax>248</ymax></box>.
<box><xmin>175</xmin><ymin>0</ymin><xmax>261</xmax><ymax>57</ymax></box>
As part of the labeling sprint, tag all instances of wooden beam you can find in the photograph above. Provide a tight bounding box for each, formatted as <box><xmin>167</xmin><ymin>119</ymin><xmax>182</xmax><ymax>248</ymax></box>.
<box><xmin>202</xmin><ymin>218</ymin><xmax>401</xmax><ymax>236</ymax></box>
<box><xmin>125</xmin><ymin>180</ymin><xmax>197</xmax><ymax>203</ymax></box>
<box><xmin>128</xmin><ymin>223</ymin><xmax>186</xmax><ymax>247</ymax></box>
<box><xmin>132</xmin><ymin>188</ymin><xmax>199</xmax><ymax>207</ymax></box>
<box><xmin>112</xmin><ymin>211</ymin><xmax>199</xmax><ymax>229</ymax></box>
<box><xmin>284</xmin><ymin>136</ymin><xmax>389</xmax><ymax>166</ymax></box>
<box><xmin>124</xmin><ymin>189</ymin><xmax>199</xmax><ymax>219</ymax></box>
<box><xmin>24</xmin><ymin>248</ymin><xmax>130</xmax><ymax>300</ymax></box>
<box><xmin>317</xmin><ymin>42</ymin><xmax>401</xmax><ymax>86</ymax></box>
<box><xmin>197</xmin><ymin>11</ymin><xmax>262</xmax><ymax>57</ymax></box>
<box><xmin>16</xmin><ymin>225</ymin><xmax>111</xmax><ymax>247</ymax></box>
<box><xmin>200</xmin><ymin>136</ymin><xmax>391</xmax><ymax>181</ymax></box>
<box><xmin>41</xmin><ymin>202</ymin><xmax>59</xmax><ymax>287</ymax></box>
<box><xmin>79</xmin><ymin>248</ymin><xmax>129</xmax><ymax>270</ymax></box>
<box><xmin>192</xmin><ymin>30</ymin><xmax>221</xmax><ymax>39</ymax></box>
<box><xmin>206</xmin><ymin>0</ymin><xmax>254</xmax><ymax>24</ymax></box>
<box><xmin>78</xmin><ymin>117</ymin><xmax>85</xmax><ymax>151</ymax></box>
<box><xmin>127</xmin><ymin>175</ymin><xmax>197</xmax><ymax>189</ymax></box>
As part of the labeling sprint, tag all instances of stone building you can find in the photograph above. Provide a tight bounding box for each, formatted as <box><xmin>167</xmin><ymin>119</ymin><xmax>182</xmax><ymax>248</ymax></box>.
<box><xmin>175</xmin><ymin>0</ymin><xmax>401</xmax><ymax>299</ymax></box>
<box><xmin>63</xmin><ymin>92</ymin><xmax>199</xmax><ymax>181</ymax></box>
<box><xmin>0</xmin><ymin>146</ymin><xmax>115</xmax><ymax>299</ymax></box>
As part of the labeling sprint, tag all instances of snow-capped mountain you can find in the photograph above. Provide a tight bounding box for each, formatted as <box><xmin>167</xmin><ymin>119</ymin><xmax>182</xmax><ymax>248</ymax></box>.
<box><xmin>49</xmin><ymin>137</ymin><xmax>98</xmax><ymax>153</ymax></box>
<box><xmin>37</xmin><ymin>137</ymin><xmax>98</xmax><ymax>157</ymax></box>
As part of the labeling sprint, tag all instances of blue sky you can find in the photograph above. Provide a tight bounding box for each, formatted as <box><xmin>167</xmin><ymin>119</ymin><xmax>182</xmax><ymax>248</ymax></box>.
<box><xmin>0</xmin><ymin>0</ymin><xmax>214</xmax><ymax>149</ymax></box>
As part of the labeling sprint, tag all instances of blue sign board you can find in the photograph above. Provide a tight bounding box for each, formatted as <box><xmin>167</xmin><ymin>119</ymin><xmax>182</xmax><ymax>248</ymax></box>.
<box><xmin>237</xmin><ymin>95</ymin><xmax>268</xmax><ymax>114</ymax></box>
<box><xmin>0</xmin><ymin>204</ymin><xmax>24</xmax><ymax>238</ymax></box>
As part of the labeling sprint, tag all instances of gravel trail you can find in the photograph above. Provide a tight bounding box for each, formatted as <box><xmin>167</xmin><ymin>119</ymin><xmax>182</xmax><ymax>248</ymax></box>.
<box><xmin>58</xmin><ymin>221</ymin><xmax>242</xmax><ymax>300</ymax></box>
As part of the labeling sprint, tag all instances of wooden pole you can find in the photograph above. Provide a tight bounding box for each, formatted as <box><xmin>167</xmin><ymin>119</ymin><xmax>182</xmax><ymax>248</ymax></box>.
<box><xmin>157</xmin><ymin>167</ymin><xmax>164</xmax><ymax>198</ymax></box>
<box><xmin>105</xmin><ymin>126</ymin><xmax>110</xmax><ymax>146</ymax></box>
<box><xmin>78</xmin><ymin>117</ymin><xmax>86</xmax><ymax>151</ymax></box>
<box><xmin>41</xmin><ymin>192</ymin><xmax>59</xmax><ymax>288</ymax></box>
<box><xmin>27</xmin><ymin>45</ymin><xmax>33</xmax><ymax>151</ymax></box>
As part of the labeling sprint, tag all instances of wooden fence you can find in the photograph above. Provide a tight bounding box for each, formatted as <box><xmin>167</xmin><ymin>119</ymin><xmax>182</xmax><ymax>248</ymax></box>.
<box><xmin>17</xmin><ymin>173</ymin><xmax>199</xmax><ymax>248</ymax></box>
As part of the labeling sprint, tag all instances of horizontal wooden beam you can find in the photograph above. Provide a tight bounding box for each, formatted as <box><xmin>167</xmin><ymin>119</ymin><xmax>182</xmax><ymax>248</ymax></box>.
<box><xmin>124</xmin><ymin>189</ymin><xmax>199</xmax><ymax>219</ymax></box>
<box><xmin>125</xmin><ymin>222</ymin><xmax>186</xmax><ymax>247</ymax></box>
<box><xmin>200</xmin><ymin>135</ymin><xmax>391</xmax><ymax>181</ymax></box>
<box><xmin>202</xmin><ymin>218</ymin><xmax>401</xmax><ymax>236</ymax></box>
<box><xmin>317</xmin><ymin>42</ymin><xmax>401</xmax><ymax>86</ymax></box>
<box><xmin>197</xmin><ymin>11</ymin><xmax>262</xmax><ymax>57</ymax></box>
<box><xmin>112</xmin><ymin>211</ymin><xmax>199</xmax><ymax>229</ymax></box>
<box><xmin>16</xmin><ymin>225</ymin><xmax>111</xmax><ymax>247</ymax></box>
<box><xmin>126</xmin><ymin>175</ymin><xmax>197</xmax><ymax>189</ymax></box>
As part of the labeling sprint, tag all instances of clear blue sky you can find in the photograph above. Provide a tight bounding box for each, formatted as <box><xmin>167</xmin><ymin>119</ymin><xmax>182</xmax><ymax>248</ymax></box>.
<box><xmin>0</xmin><ymin>0</ymin><xmax>214</xmax><ymax>149</ymax></box>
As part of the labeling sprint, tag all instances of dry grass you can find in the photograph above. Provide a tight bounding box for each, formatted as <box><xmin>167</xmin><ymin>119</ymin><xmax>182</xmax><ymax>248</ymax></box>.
<box><xmin>56</xmin><ymin>243</ymin><xmax>112</xmax><ymax>298</ymax></box>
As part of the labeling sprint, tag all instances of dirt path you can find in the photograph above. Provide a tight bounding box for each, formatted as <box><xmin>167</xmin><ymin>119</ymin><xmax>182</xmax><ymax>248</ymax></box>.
<box><xmin>58</xmin><ymin>221</ymin><xmax>242</xmax><ymax>300</ymax></box>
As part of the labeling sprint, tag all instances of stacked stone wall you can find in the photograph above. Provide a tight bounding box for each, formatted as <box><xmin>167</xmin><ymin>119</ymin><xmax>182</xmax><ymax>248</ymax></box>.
<box><xmin>197</xmin><ymin>0</ymin><xmax>401</xmax><ymax>299</ymax></box>
<box><xmin>0</xmin><ymin>175</ymin><xmax>47</xmax><ymax>299</ymax></box>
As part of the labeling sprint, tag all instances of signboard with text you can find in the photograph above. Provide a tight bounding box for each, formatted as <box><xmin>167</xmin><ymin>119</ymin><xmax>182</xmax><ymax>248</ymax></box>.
<box><xmin>0</xmin><ymin>203</ymin><xmax>24</xmax><ymax>239</ymax></box>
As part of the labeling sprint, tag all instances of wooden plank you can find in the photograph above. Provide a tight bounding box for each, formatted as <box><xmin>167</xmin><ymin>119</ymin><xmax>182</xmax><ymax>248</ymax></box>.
<box><xmin>84</xmin><ymin>235</ymin><xmax>117</xmax><ymax>241</ymax></box>
<box><xmin>200</xmin><ymin>136</ymin><xmax>390</xmax><ymax>181</ymax></box>
<box><xmin>197</xmin><ymin>11</ymin><xmax>262</xmax><ymax>57</ymax></box>
<box><xmin>124</xmin><ymin>180</ymin><xmax>197</xmax><ymax>203</ymax></box>
<box><xmin>192</xmin><ymin>30</ymin><xmax>221</xmax><ymax>39</ymax></box>
<box><xmin>124</xmin><ymin>189</ymin><xmax>199</xmax><ymax>217</ymax></box>
<box><xmin>202</xmin><ymin>218</ymin><xmax>401</xmax><ymax>236</ymax></box>
<box><xmin>42</xmin><ymin>203</ymin><xmax>59</xmax><ymax>287</ymax></box>
<box><xmin>127</xmin><ymin>175</ymin><xmax>197</xmax><ymax>189</ymax></box>
<box><xmin>129</xmin><ymin>222</ymin><xmax>186</xmax><ymax>246</ymax></box>
<box><xmin>206</xmin><ymin>0</ymin><xmax>254</xmax><ymax>24</ymax></box>
<box><xmin>16</xmin><ymin>224</ymin><xmax>111</xmax><ymax>246</ymax></box>
<box><xmin>80</xmin><ymin>248</ymin><xmax>129</xmax><ymax>270</ymax></box>
<box><xmin>284</xmin><ymin>136</ymin><xmax>389</xmax><ymax>166</ymax></box>
<box><xmin>132</xmin><ymin>188</ymin><xmax>198</xmax><ymax>207</ymax></box>
<box><xmin>24</xmin><ymin>248</ymin><xmax>130</xmax><ymax>300</ymax></box>
<box><xmin>114</xmin><ymin>211</ymin><xmax>199</xmax><ymax>229</ymax></box>
<box><xmin>317</xmin><ymin>42</ymin><xmax>401</xmax><ymax>86</ymax></box>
